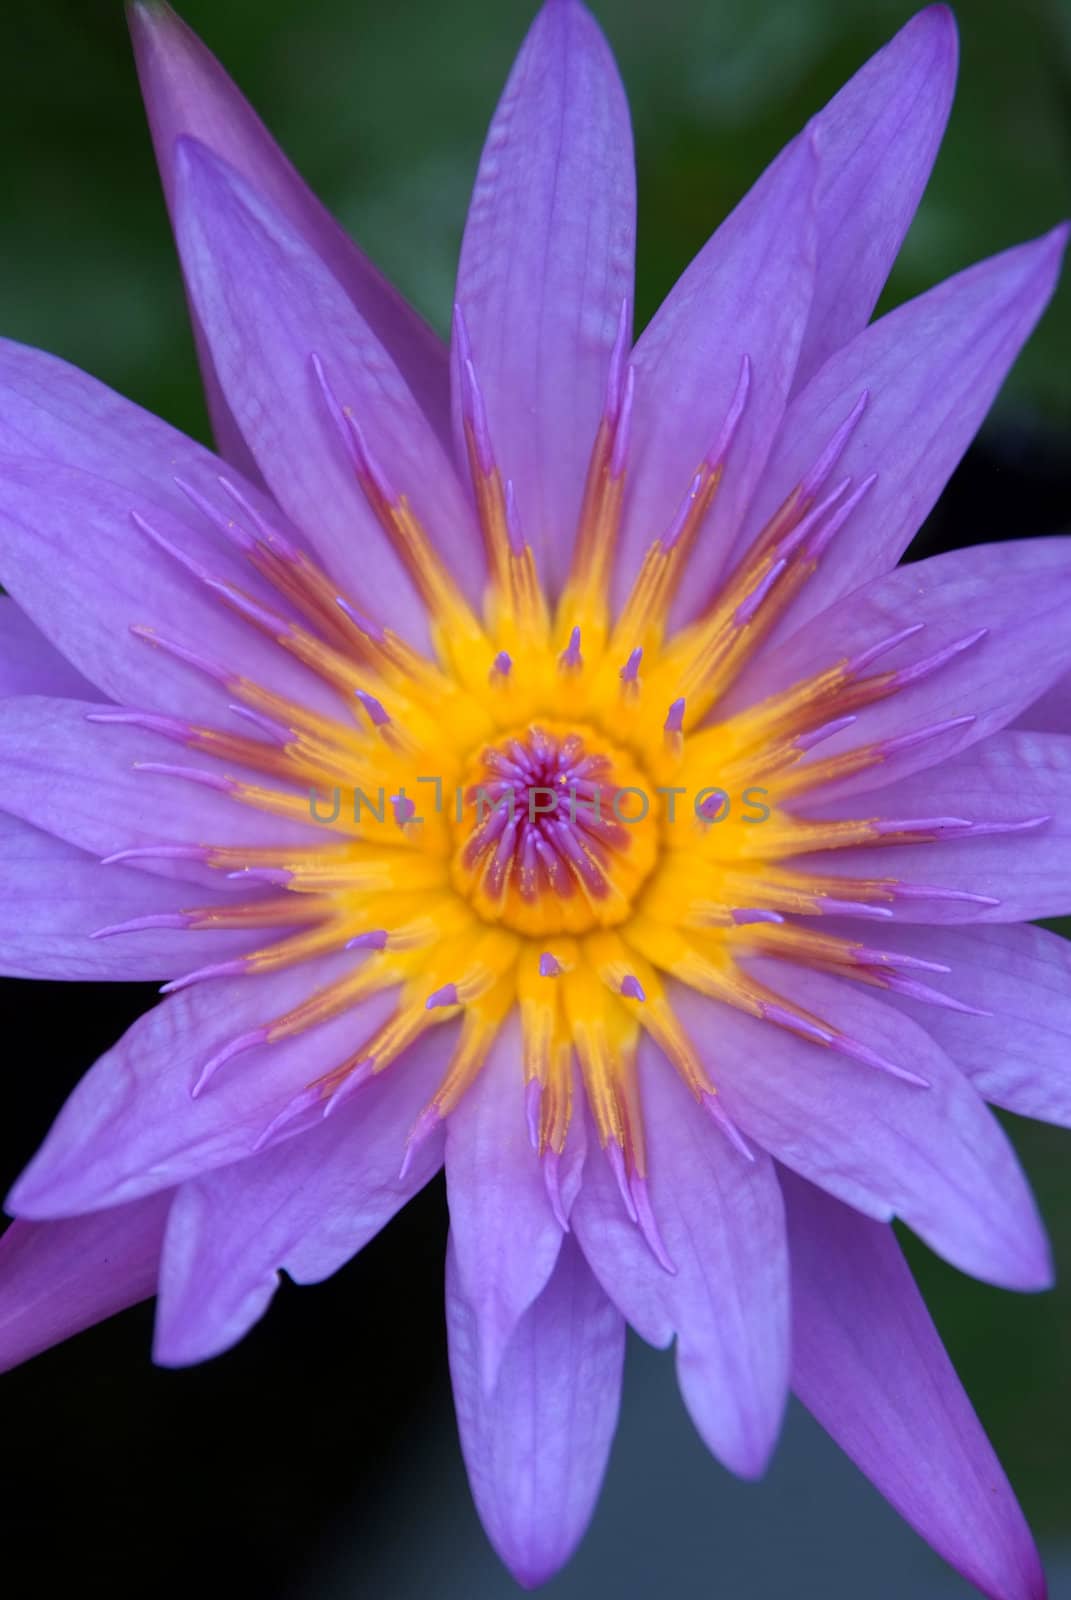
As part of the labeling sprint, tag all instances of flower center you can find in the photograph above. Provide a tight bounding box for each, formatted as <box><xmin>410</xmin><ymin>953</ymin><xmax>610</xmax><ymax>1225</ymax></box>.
<box><xmin>451</xmin><ymin>720</ymin><xmax>659</xmax><ymax>934</ymax></box>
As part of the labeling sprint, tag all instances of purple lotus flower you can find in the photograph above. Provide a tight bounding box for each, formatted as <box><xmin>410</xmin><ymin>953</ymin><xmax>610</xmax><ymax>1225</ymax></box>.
<box><xmin>0</xmin><ymin>1</ymin><xmax>1068</xmax><ymax>1591</ymax></box>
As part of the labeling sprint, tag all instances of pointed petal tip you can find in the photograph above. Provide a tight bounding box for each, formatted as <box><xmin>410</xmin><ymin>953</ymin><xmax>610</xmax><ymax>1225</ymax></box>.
<box><xmin>126</xmin><ymin>0</ymin><xmax>175</xmax><ymax>31</ymax></box>
<box><xmin>970</xmin><ymin>1200</ymin><xmax>1055</xmax><ymax>1296</ymax></box>
<box><xmin>3</xmin><ymin>1153</ymin><xmax>96</xmax><ymax>1223</ymax></box>
<box><xmin>1008</xmin><ymin>221</ymin><xmax>1070</xmax><ymax>289</ymax></box>
<box><xmin>505</xmin><ymin>1557</ymin><xmax>570</xmax><ymax>1594</ymax></box>
<box><xmin>3</xmin><ymin>1175</ymin><xmax>38</xmax><ymax>1220</ymax></box>
<box><xmin>1015</xmin><ymin>1240</ymin><xmax>1057</xmax><ymax>1296</ymax></box>
<box><xmin>914</xmin><ymin>3</ymin><xmax>958</xmax><ymax>55</ymax></box>
<box><xmin>150</xmin><ymin>1327</ymin><xmax>226</xmax><ymax>1372</ymax></box>
<box><xmin>1045</xmin><ymin>219</ymin><xmax>1071</xmax><ymax>262</ymax></box>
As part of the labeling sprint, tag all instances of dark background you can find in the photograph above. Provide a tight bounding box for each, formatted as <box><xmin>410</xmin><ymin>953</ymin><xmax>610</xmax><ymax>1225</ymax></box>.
<box><xmin>0</xmin><ymin>1</ymin><xmax>1069</xmax><ymax>1594</ymax></box>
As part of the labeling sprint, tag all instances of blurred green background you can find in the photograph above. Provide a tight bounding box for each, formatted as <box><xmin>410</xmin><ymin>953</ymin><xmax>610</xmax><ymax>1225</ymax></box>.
<box><xmin>2</xmin><ymin>0</ymin><xmax>1070</xmax><ymax>432</ymax></box>
<box><xmin>0</xmin><ymin>1</ymin><xmax>1068</xmax><ymax>1595</ymax></box>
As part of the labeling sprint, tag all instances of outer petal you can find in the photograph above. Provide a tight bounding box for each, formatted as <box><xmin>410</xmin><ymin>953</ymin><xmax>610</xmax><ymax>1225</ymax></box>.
<box><xmin>172</xmin><ymin>139</ymin><xmax>482</xmax><ymax>643</ymax></box>
<box><xmin>129</xmin><ymin>2</ymin><xmax>450</xmax><ymax>462</ymax></box>
<box><xmin>153</xmin><ymin>1034</ymin><xmax>448</xmax><ymax>1365</ymax></box>
<box><xmin>0</xmin><ymin>1193</ymin><xmax>171</xmax><ymax>1373</ymax></box>
<box><xmin>0</xmin><ymin>810</ymin><xmax>262</xmax><ymax>981</ymax></box>
<box><xmin>0</xmin><ymin>697</ymin><xmax>323</xmax><ymax>886</ymax></box>
<box><xmin>572</xmin><ymin>1050</ymin><xmax>789</xmax><ymax>1478</ymax></box>
<box><xmin>672</xmin><ymin>968</ymin><xmax>1051</xmax><ymax>1291</ymax></box>
<box><xmin>795</xmin><ymin>731</ymin><xmax>1071</xmax><ymax>923</ymax></box>
<box><xmin>613</xmin><ymin>138</ymin><xmax>817</xmax><ymax>620</ymax></box>
<box><xmin>446</xmin><ymin>1231</ymin><xmax>624</xmax><ymax>1590</ymax></box>
<box><xmin>728</xmin><ymin>539</ymin><xmax>1071</xmax><ymax>789</ymax></box>
<box><xmin>0</xmin><ymin>340</ymin><xmax>338</xmax><ymax>721</ymax></box>
<box><xmin>445</xmin><ymin>1016</ymin><xmax>565</xmax><ymax>1391</ymax></box>
<box><xmin>792</xmin><ymin>5</ymin><xmax>958</xmax><ymax>389</ymax></box>
<box><xmin>874</xmin><ymin>921</ymin><xmax>1071</xmax><ymax>1126</ymax></box>
<box><xmin>785</xmin><ymin>1169</ymin><xmax>1045</xmax><ymax>1600</ymax></box>
<box><xmin>452</xmin><ymin>0</ymin><xmax>635</xmax><ymax>593</ymax></box>
<box><xmin>728</xmin><ymin>227</ymin><xmax>1068</xmax><ymax>635</ymax></box>
<box><xmin>0</xmin><ymin>597</ymin><xmax>95</xmax><ymax>700</ymax></box>
<box><xmin>1015</xmin><ymin>669</ymin><xmax>1071</xmax><ymax>734</ymax></box>
<box><xmin>7</xmin><ymin>956</ymin><xmax>399</xmax><ymax>1217</ymax></box>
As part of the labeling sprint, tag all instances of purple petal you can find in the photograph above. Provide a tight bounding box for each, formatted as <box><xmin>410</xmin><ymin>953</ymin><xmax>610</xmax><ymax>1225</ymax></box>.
<box><xmin>0</xmin><ymin>340</ymin><xmax>338</xmax><ymax>721</ymax></box>
<box><xmin>154</xmin><ymin>1033</ymin><xmax>447</xmax><ymax>1365</ymax></box>
<box><xmin>614</xmin><ymin>137</ymin><xmax>817</xmax><ymax>621</ymax></box>
<box><xmin>446</xmin><ymin>1230</ymin><xmax>624</xmax><ymax>1589</ymax></box>
<box><xmin>0</xmin><ymin>811</ymin><xmax>262</xmax><ymax>980</ymax></box>
<box><xmin>672</xmin><ymin>967</ymin><xmax>1051</xmax><ymax>1291</ymax></box>
<box><xmin>452</xmin><ymin>0</ymin><xmax>635</xmax><ymax>593</ymax></box>
<box><xmin>0</xmin><ymin>1192</ymin><xmax>171</xmax><ymax>1373</ymax></box>
<box><xmin>796</xmin><ymin>731</ymin><xmax>1071</xmax><ymax>923</ymax></box>
<box><xmin>172</xmin><ymin>139</ymin><xmax>482</xmax><ymax>643</ymax></box>
<box><xmin>785</xmin><ymin>1168</ymin><xmax>1045</xmax><ymax>1600</ymax></box>
<box><xmin>729</xmin><ymin>227</ymin><xmax>1068</xmax><ymax>636</ymax></box>
<box><xmin>792</xmin><ymin>6</ymin><xmax>958</xmax><ymax>389</ymax></box>
<box><xmin>129</xmin><ymin>2</ymin><xmax>450</xmax><ymax>464</ymax></box>
<box><xmin>0</xmin><ymin>597</ymin><xmax>96</xmax><ymax>700</ymax></box>
<box><xmin>0</xmin><ymin>696</ymin><xmax>322</xmax><ymax>886</ymax></box>
<box><xmin>1014</xmin><ymin>668</ymin><xmax>1071</xmax><ymax>734</ymax></box>
<box><xmin>730</xmin><ymin>539</ymin><xmax>1071</xmax><ymax>785</ymax></box>
<box><xmin>573</xmin><ymin>1051</ymin><xmax>789</xmax><ymax>1477</ymax></box>
<box><xmin>7</xmin><ymin>956</ymin><xmax>398</xmax><ymax>1217</ymax></box>
<box><xmin>875</xmin><ymin>921</ymin><xmax>1071</xmax><ymax>1126</ymax></box>
<box><xmin>445</xmin><ymin>1015</ymin><xmax>566</xmax><ymax>1391</ymax></box>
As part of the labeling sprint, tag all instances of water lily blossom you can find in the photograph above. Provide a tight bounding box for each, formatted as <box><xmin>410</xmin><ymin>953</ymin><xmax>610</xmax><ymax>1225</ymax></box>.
<box><xmin>1</xmin><ymin>2</ymin><xmax>1069</xmax><ymax>1594</ymax></box>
